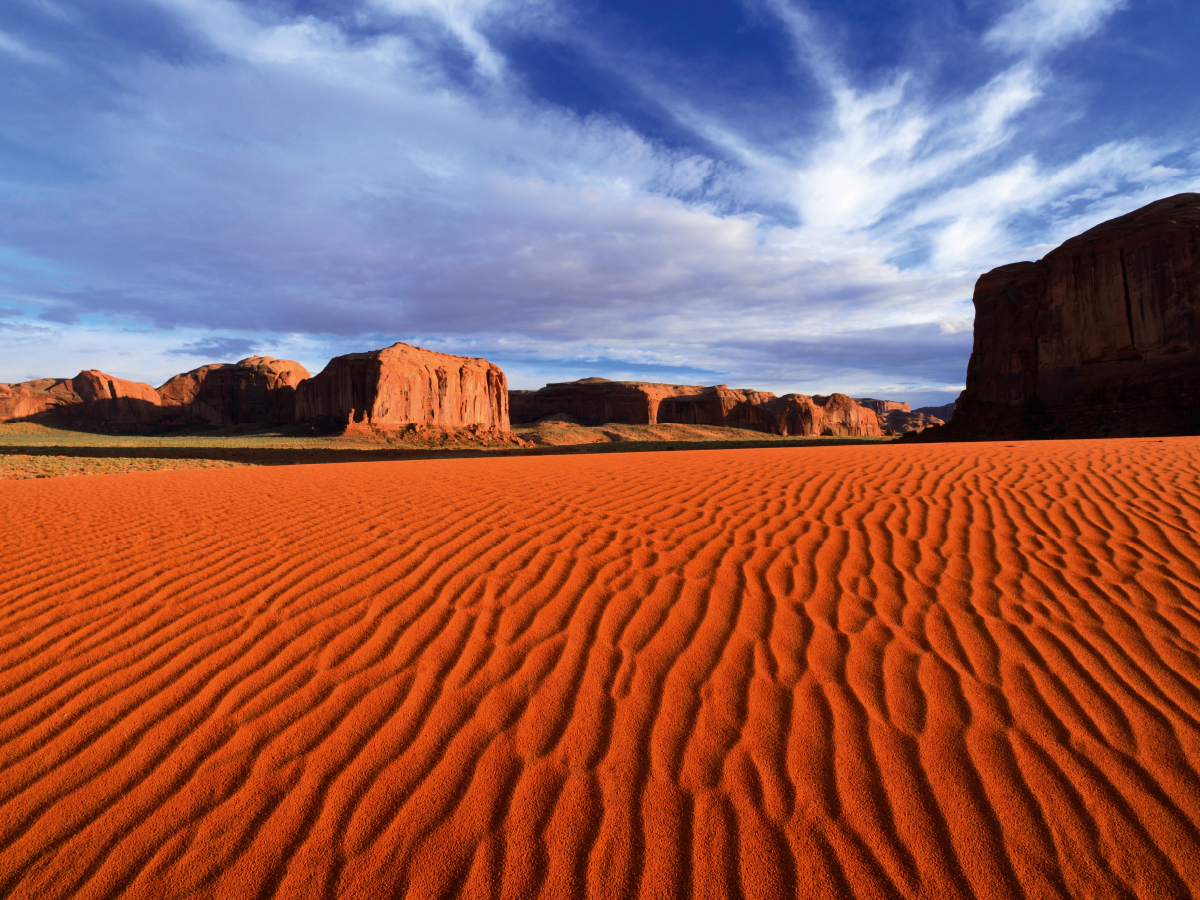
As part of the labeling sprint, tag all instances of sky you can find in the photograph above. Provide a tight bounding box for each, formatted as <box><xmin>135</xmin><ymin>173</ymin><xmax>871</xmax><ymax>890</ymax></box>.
<box><xmin>1</xmin><ymin>0</ymin><xmax>1197</xmax><ymax>408</ymax></box>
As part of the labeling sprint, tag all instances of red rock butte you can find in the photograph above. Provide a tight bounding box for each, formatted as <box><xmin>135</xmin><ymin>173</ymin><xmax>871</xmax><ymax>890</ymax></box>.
<box><xmin>295</xmin><ymin>342</ymin><xmax>510</xmax><ymax>431</ymax></box>
<box><xmin>927</xmin><ymin>192</ymin><xmax>1200</xmax><ymax>440</ymax></box>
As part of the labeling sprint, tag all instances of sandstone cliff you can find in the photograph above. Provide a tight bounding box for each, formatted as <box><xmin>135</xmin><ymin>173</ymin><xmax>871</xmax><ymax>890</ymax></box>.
<box><xmin>853</xmin><ymin>398</ymin><xmax>910</xmax><ymax>416</ymax></box>
<box><xmin>884</xmin><ymin>410</ymin><xmax>945</xmax><ymax>434</ymax></box>
<box><xmin>0</xmin><ymin>371</ymin><xmax>161</xmax><ymax>426</ymax></box>
<box><xmin>295</xmin><ymin>342</ymin><xmax>509</xmax><ymax>430</ymax></box>
<box><xmin>914</xmin><ymin>403</ymin><xmax>955</xmax><ymax>423</ymax></box>
<box><xmin>510</xmin><ymin>379</ymin><xmax>707</xmax><ymax>426</ymax></box>
<box><xmin>157</xmin><ymin>356</ymin><xmax>310</xmax><ymax>425</ymax></box>
<box><xmin>0</xmin><ymin>378</ymin><xmax>76</xmax><ymax>421</ymax></box>
<box><xmin>511</xmin><ymin>380</ymin><xmax>883</xmax><ymax>437</ymax></box>
<box><xmin>919</xmin><ymin>193</ymin><xmax>1200</xmax><ymax>440</ymax></box>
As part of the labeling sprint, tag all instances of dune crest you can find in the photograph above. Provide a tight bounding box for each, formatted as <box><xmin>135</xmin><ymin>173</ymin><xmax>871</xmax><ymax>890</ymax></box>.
<box><xmin>2</xmin><ymin>440</ymin><xmax>1200</xmax><ymax>898</ymax></box>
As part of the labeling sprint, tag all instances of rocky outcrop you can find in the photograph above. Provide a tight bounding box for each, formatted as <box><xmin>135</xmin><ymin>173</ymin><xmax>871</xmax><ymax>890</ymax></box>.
<box><xmin>296</xmin><ymin>342</ymin><xmax>509</xmax><ymax>430</ymax></box>
<box><xmin>922</xmin><ymin>193</ymin><xmax>1200</xmax><ymax>440</ymax></box>
<box><xmin>157</xmin><ymin>356</ymin><xmax>310</xmax><ymax>425</ymax></box>
<box><xmin>510</xmin><ymin>378</ymin><xmax>707</xmax><ymax>427</ymax></box>
<box><xmin>657</xmin><ymin>386</ymin><xmax>782</xmax><ymax>431</ymax></box>
<box><xmin>884</xmin><ymin>410</ymin><xmax>945</xmax><ymax>434</ymax></box>
<box><xmin>852</xmin><ymin>398</ymin><xmax>910</xmax><ymax>416</ymax></box>
<box><xmin>914</xmin><ymin>403</ymin><xmax>955</xmax><ymax>423</ymax></box>
<box><xmin>0</xmin><ymin>371</ymin><xmax>161</xmax><ymax>426</ymax></box>
<box><xmin>0</xmin><ymin>378</ymin><xmax>76</xmax><ymax>421</ymax></box>
<box><xmin>63</xmin><ymin>371</ymin><xmax>163</xmax><ymax>426</ymax></box>
<box><xmin>512</xmin><ymin>380</ymin><xmax>884</xmax><ymax>437</ymax></box>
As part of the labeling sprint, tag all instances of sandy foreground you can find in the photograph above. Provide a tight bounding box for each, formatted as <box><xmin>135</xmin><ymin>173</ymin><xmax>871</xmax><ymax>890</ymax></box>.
<box><xmin>1</xmin><ymin>440</ymin><xmax>1199</xmax><ymax>899</ymax></box>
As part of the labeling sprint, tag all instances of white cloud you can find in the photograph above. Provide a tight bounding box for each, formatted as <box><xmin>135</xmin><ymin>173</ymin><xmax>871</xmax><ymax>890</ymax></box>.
<box><xmin>985</xmin><ymin>0</ymin><xmax>1128</xmax><ymax>55</ymax></box>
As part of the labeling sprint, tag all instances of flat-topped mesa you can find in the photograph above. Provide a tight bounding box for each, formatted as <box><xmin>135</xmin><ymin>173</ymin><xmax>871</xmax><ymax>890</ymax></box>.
<box><xmin>510</xmin><ymin>379</ymin><xmax>709</xmax><ymax>426</ymax></box>
<box><xmin>924</xmin><ymin>192</ymin><xmax>1200</xmax><ymax>440</ymax></box>
<box><xmin>157</xmin><ymin>356</ymin><xmax>311</xmax><ymax>426</ymax></box>
<box><xmin>512</xmin><ymin>380</ymin><xmax>884</xmax><ymax>436</ymax></box>
<box><xmin>295</xmin><ymin>342</ymin><xmax>510</xmax><ymax>430</ymax></box>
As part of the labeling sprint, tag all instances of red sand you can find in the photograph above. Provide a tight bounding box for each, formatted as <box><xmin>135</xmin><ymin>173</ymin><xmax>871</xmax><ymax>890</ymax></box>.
<box><xmin>2</xmin><ymin>440</ymin><xmax>1200</xmax><ymax>899</ymax></box>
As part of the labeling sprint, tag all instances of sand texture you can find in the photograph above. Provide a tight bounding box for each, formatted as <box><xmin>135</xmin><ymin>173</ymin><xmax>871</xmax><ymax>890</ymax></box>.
<box><xmin>2</xmin><ymin>440</ymin><xmax>1200</xmax><ymax>899</ymax></box>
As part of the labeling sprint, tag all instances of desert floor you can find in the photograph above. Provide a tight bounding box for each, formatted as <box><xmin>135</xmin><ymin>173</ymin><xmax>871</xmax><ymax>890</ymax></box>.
<box><xmin>2</xmin><ymin>439</ymin><xmax>1199</xmax><ymax>899</ymax></box>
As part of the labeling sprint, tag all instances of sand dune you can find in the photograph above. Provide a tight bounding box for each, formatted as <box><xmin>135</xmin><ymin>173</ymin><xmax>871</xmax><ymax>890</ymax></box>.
<box><xmin>2</xmin><ymin>440</ymin><xmax>1200</xmax><ymax>899</ymax></box>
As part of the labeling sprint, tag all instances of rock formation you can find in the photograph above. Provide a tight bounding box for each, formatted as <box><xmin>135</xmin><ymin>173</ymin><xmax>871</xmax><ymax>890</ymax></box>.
<box><xmin>918</xmin><ymin>193</ymin><xmax>1200</xmax><ymax>440</ymax></box>
<box><xmin>884</xmin><ymin>410</ymin><xmax>945</xmax><ymax>434</ymax></box>
<box><xmin>157</xmin><ymin>356</ymin><xmax>310</xmax><ymax>425</ymax></box>
<box><xmin>295</xmin><ymin>342</ymin><xmax>509</xmax><ymax>430</ymax></box>
<box><xmin>510</xmin><ymin>378</ymin><xmax>707</xmax><ymax>427</ymax></box>
<box><xmin>914</xmin><ymin>403</ymin><xmax>955</xmax><ymax>423</ymax></box>
<box><xmin>852</xmin><ymin>398</ymin><xmax>910</xmax><ymax>416</ymax></box>
<box><xmin>0</xmin><ymin>371</ymin><xmax>161</xmax><ymax>426</ymax></box>
<box><xmin>511</xmin><ymin>380</ymin><xmax>883</xmax><ymax>437</ymax></box>
<box><xmin>0</xmin><ymin>378</ymin><xmax>76</xmax><ymax>421</ymax></box>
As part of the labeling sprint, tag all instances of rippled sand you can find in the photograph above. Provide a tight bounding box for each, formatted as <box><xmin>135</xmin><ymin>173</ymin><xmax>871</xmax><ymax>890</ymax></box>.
<box><xmin>2</xmin><ymin>439</ymin><xmax>1199</xmax><ymax>899</ymax></box>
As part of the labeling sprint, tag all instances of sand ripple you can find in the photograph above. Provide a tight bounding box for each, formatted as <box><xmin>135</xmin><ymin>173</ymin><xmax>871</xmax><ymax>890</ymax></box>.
<box><xmin>2</xmin><ymin>439</ymin><xmax>1200</xmax><ymax>899</ymax></box>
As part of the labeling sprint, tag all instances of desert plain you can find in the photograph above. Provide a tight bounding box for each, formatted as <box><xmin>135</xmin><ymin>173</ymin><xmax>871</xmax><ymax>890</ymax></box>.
<box><xmin>2</xmin><ymin>437</ymin><xmax>1199</xmax><ymax>899</ymax></box>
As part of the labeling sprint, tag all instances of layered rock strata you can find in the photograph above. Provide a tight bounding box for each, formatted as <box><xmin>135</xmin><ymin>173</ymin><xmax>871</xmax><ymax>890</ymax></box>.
<box><xmin>852</xmin><ymin>398</ymin><xmax>910</xmax><ymax>416</ymax></box>
<box><xmin>510</xmin><ymin>378</ymin><xmax>706</xmax><ymax>427</ymax></box>
<box><xmin>922</xmin><ymin>193</ymin><xmax>1200</xmax><ymax>440</ymax></box>
<box><xmin>511</xmin><ymin>380</ymin><xmax>883</xmax><ymax>437</ymax></box>
<box><xmin>295</xmin><ymin>342</ymin><xmax>509</xmax><ymax>430</ymax></box>
<box><xmin>157</xmin><ymin>356</ymin><xmax>310</xmax><ymax>425</ymax></box>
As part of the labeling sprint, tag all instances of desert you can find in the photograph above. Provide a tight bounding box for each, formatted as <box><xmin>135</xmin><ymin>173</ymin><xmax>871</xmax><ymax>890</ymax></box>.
<box><xmin>3</xmin><ymin>438</ymin><xmax>1200</xmax><ymax>898</ymax></box>
<box><xmin>2</xmin><ymin>3</ymin><xmax>1199</xmax><ymax>893</ymax></box>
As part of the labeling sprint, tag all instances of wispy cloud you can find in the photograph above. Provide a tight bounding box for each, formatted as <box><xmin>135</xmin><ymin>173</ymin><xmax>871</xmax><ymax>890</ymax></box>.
<box><xmin>985</xmin><ymin>0</ymin><xmax>1128</xmax><ymax>55</ymax></box>
<box><xmin>166</xmin><ymin>336</ymin><xmax>258</xmax><ymax>359</ymax></box>
<box><xmin>0</xmin><ymin>27</ymin><xmax>56</xmax><ymax>65</ymax></box>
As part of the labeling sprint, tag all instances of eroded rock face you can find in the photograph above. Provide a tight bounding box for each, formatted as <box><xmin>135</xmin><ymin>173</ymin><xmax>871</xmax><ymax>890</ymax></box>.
<box><xmin>884</xmin><ymin>410</ymin><xmax>946</xmax><ymax>434</ymax></box>
<box><xmin>936</xmin><ymin>193</ymin><xmax>1200</xmax><ymax>439</ymax></box>
<box><xmin>914</xmin><ymin>403</ymin><xmax>955</xmax><ymax>423</ymax></box>
<box><xmin>853</xmin><ymin>398</ymin><xmax>910</xmax><ymax>416</ymax></box>
<box><xmin>510</xmin><ymin>379</ymin><xmax>706</xmax><ymax>426</ymax></box>
<box><xmin>296</xmin><ymin>342</ymin><xmax>509</xmax><ymax>430</ymax></box>
<box><xmin>157</xmin><ymin>356</ymin><xmax>310</xmax><ymax>425</ymax></box>
<box><xmin>512</xmin><ymin>380</ymin><xmax>884</xmax><ymax>436</ymax></box>
<box><xmin>67</xmin><ymin>370</ymin><xmax>163</xmax><ymax>425</ymax></box>
<box><xmin>0</xmin><ymin>378</ymin><xmax>77</xmax><ymax>421</ymax></box>
<box><xmin>0</xmin><ymin>371</ymin><xmax>162</xmax><ymax>426</ymax></box>
<box><xmin>657</xmin><ymin>386</ymin><xmax>781</xmax><ymax>431</ymax></box>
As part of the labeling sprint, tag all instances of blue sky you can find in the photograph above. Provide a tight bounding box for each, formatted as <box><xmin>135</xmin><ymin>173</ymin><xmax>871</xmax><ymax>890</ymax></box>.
<box><xmin>1</xmin><ymin>0</ymin><xmax>1197</xmax><ymax>407</ymax></box>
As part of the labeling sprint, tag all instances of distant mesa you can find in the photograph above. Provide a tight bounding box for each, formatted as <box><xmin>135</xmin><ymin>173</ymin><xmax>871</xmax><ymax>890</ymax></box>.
<box><xmin>883</xmin><ymin>410</ymin><xmax>945</xmax><ymax>433</ymax></box>
<box><xmin>914</xmin><ymin>403</ymin><xmax>955</xmax><ymax>423</ymax></box>
<box><xmin>848</xmin><ymin>398</ymin><xmax>910</xmax><ymax>416</ymax></box>
<box><xmin>916</xmin><ymin>192</ymin><xmax>1200</xmax><ymax>440</ymax></box>
<box><xmin>511</xmin><ymin>380</ymin><xmax>887</xmax><ymax>437</ymax></box>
